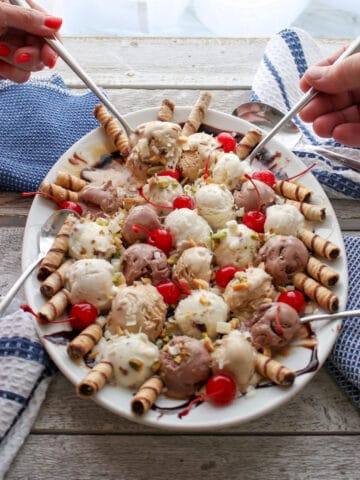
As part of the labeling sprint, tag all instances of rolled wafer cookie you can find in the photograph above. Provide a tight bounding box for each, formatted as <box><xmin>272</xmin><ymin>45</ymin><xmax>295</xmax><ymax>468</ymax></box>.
<box><xmin>67</xmin><ymin>323</ymin><xmax>103</xmax><ymax>361</ymax></box>
<box><xmin>306</xmin><ymin>256</ymin><xmax>339</xmax><ymax>287</ymax></box>
<box><xmin>93</xmin><ymin>104</ymin><xmax>129</xmax><ymax>157</ymax></box>
<box><xmin>55</xmin><ymin>171</ymin><xmax>88</xmax><ymax>191</ymax></box>
<box><xmin>157</xmin><ymin>99</ymin><xmax>176</xmax><ymax>122</ymax></box>
<box><xmin>236</xmin><ymin>129</ymin><xmax>262</xmax><ymax>160</ymax></box>
<box><xmin>37</xmin><ymin>214</ymin><xmax>76</xmax><ymax>281</ymax></box>
<box><xmin>40</xmin><ymin>182</ymin><xmax>79</xmax><ymax>203</ymax></box>
<box><xmin>298</xmin><ymin>228</ymin><xmax>340</xmax><ymax>260</ymax></box>
<box><xmin>182</xmin><ymin>91</ymin><xmax>212</xmax><ymax>136</ymax></box>
<box><xmin>37</xmin><ymin>288</ymin><xmax>70</xmax><ymax>323</ymax></box>
<box><xmin>131</xmin><ymin>376</ymin><xmax>164</xmax><ymax>416</ymax></box>
<box><xmin>293</xmin><ymin>272</ymin><xmax>339</xmax><ymax>313</ymax></box>
<box><xmin>40</xmin><ymin>259</ymin><xmax>75</xmax><ymax>298</ymax></box>
<box><xmin>284</xmin><ymin>199</ymin><xmax>326</xmax><ymax>222</ymax></box>
<box><xmin>255</xmin><ymin>353</ymin><xmax>296</xmax><ymax>386</ymax></box>
<box><xmin>76</xmin><ymin>359</ymin><xmax>113</xmax><ymax>398</ymax></box>
<box><xmin>274</xmin><ymin>180</ymin><xmax>312</xmax><ymax>202</ymax></box>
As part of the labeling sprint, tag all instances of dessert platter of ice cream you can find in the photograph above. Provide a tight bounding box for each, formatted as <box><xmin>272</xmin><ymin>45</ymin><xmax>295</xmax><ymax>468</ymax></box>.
<box><xmin>22</xmin><ymin>93</ymin><xmax>347</xmax><ymax>430</ymax></box>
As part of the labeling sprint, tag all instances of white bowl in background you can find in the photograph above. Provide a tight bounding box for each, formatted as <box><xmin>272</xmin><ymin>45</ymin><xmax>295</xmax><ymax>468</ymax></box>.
<box><xmin>193</xmin><ymin>0</ymin><xmax>312</xmax><ymax>37</ymax></box>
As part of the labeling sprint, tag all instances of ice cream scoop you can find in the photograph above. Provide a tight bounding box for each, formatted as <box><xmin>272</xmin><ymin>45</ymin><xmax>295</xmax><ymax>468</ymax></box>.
<box><xmin>245</xmin><ymin>302</ymin><xmax>301</xmax><ymax>350</ymax></box>
<box><xmin>121</xmin><ymin>205</ymin><xmax>161</xmax><ymax>245</ymax></box>
<box><xmin>99</xmin><ymin>332</ymin><xmax>160</xmax><ymax>389</ymax></box>
<box><xmin>173</xmin><ymin>246</ymin><xmax>213</xmax><ymax>286</ymax></box>
<box><xmin>159</xmin><ymin>335</ymin><xmax>211</xmax><ymax>399</ymax></box>
<box><xmin>195</xmin><ymin>183</ymin><xmax>235</xmax><ymax>231</ymax></box>
<box><xmin>142</xmin><ymin>175</ymin><xmax>184</xmax><ymax>216</ymax></box>
<box><xmin>164</xmin><ymin>208</ymin><xmax>212</xmax><ymax>250</ymax></box>
<box><xmin>256</xmin><ymin>235</ymin><xmax>309</xmax><ymax>285</ymax></box>
<box><xmin>68</xmin><ymin>218</ymin><xmax>117</xmax><ymax>260</ymax></box>
<box><xmin>67</xmin><ymin>258</ymin><xmax>115</xmax><ymax>311</ymax></box>
<box><xmin>211</xmin><ymin>152</ymin><xmax>252</xmax><ymax>190</ymax></box>
<box><xmin>174</xmin><ymin>289</ymin><xmax>229</xmax><ymax>339</ymax></box>
<box><xmin>179</xmin><ymin>132</ymin><xmax>219</xmax><ymax>181</ymax></box>
<box><xmin>233</xmin><ymin>178</ymin><xmax>276</xmax><ymax>213</ymax></box>
<box><xmin>77</xmin><ymin>180</ymin><xmax>122</xmax><ymax>215</ymax></box>
<box><xmin>211</xmin><ymin>330</ymin><xmax>256</xmax><ymax>394</ymax></box>
<box><xmin>107</xmin><ymin>283</ymin><xmax>166</xmax><ymax>341</ymax></box>
<box><xmin>264</xmin><ymin>204</ymin><xmax>305</xmax><ymax>236</ymax></box>
<box><xmin>120</xmin><ymin>243</ymin><xmax>170</xmax><ymax>285</ymax></box>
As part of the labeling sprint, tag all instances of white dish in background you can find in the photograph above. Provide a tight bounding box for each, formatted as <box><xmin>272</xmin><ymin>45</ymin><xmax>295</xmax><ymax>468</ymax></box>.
<box><xmin>23</xmin><ymin>107</ymin><xmax>347</xmax><ymax>431</ymax></box>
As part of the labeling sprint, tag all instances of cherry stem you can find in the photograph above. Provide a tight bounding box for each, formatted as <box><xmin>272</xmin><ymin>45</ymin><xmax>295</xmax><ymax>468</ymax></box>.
<box><xmin>21</xmin><ymin>304</ymin><xmax>42</xmax><ymax>322</ymax></box>
<box><xmin>204</xmin><ymin>147</ymin><xmax>219</xmax><ymax>180</ymax></box>
<box><xmin>132</xmin><ymin>223</ymin><xmax>152</xmax><ymax>238</ymax></box>
<box><xmin>178</xmin><ymin>387</ymin><xmax>225</xmax><ymax>418</ymax></box>
<box><xmin>244</xmin><ymin>174</ymin><xmax>261</xmax><ymax>212</ymax></box>
<box><xmin>286</xmin><ymin>162</ymin><xmax>317</xmax><ymax>182</ymax></box>
<box><xmin>21</xmin><ymin>191</ymin><xmax>62</xmax><ymax>208</ymax></box>
<box><xmin>274</xmin><ymin>304</ymin><xmax>284</xmax><ymax>336</ymax></box>
<box><xmin>138</xmin><ymin>187</ymin><xmax>173</xmax><ymax>210</ymax></box>
<box><xmin>177</xmin><ymin>280</ymin><xmax>192</xmax><ymax>296</ymax></box>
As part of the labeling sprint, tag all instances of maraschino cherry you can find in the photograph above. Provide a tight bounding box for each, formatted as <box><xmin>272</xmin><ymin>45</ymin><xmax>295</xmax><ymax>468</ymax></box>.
<box><xmin>178</xmin><ymin>372</ymin><xmax>237</xmax><ymax>418</ymax></box>
<box><xmin>21</xmin><ymin>302</ymin><xmax>97</xmax><ymax>329</ymax></box>
<box><xmin>22</xmin><ymin>191</ymin><xmax>82</xmax><ymax>215</ymax></box>
<box><xmin>277</xmin><ymin>290</ymin><xmax>306</xmax><ymax>314</ymax></box>
<box><xmin>155</xmin><ymin>279</ymin><xmax>181</xmax><ymax>304</ymax></box>
<box><xmin>158</xmin><ymin>169</ymin><xmax>180</xmax><ymax>181</ymax></box>
<box><xmin>242</xmin><ymin>174</ymin><xmax>266</xmax><ymax>233</ymax></box>
<box><xmin>132</xmin><ymin>223</ymin><xmax>172</xmax><ymax>255</ymax></box>
<box><xmin>215</xmin><ymin>265</ymin><xmax>241</xmax><ymax>289</ymax></box>
<box><xmin>216</xmin><ymin>132</ymin><xmax>236</xmax><ymax>153</ymax></box>
<box><xmin>252</xmin><ymin>170</ymin><xmax>276</xmax><ymax>188</ymax></box>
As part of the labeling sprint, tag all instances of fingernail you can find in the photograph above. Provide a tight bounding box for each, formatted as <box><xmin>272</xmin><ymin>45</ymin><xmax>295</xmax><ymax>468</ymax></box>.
<box><xmin>16</xmin><ymin>53</ymin><xmax>31</xmax><ymax>64</ymax></box>
<box><xmin>307</xmin><ymin>66</ymin><xmax>324</xmax><ymax>80</ymax></box>
<box><xmin>0</xmin><ymin>44</ymin><xmax>11</xmax><ymax>57</ymax></box>
<box><xmin>44</xmin><ymin>16</ymin><xmax>63</xmax><ymax>29</ymax></box>
<box><xmin>48</xmin><ymin>54</ymin><xmax>58</xmax><ymax>69</ymax></box>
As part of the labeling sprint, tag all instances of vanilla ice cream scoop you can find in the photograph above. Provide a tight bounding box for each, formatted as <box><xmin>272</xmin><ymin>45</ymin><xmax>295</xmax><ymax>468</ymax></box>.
<box><xmin>127</xmin><ymin>121</ymin><xmax>184</xmax><ymax>179</ymax></box>
<box><xmin>173</xmin><ymin>246</ymin><xmax>213</xmax><ymax>286</ymax></box>
<box><xmin>223</xmin><ymin>267</ymin><xmax>276</xmax><ymax>317</ymax></box>
<box><xmin>164</xmin><ymin>208</ymin><xmax>212</xmax><ymax>250</ymax></box>
<box><xmin>212</xmin><ymin>152</ymin><xmax>252</xmax><ymax>190</ymax></box>
<box><xmin>99</xmin><ymin>333</ymin><xmax>160</xmax><ymax>389</ymax></box>
<box><xmin>67</xmin><ymin>258</ymin><xmax>115</xmax><ymax>311</ymax></box>
<box><xmin>174</xmin><ymin>289</ymin><xmax>229</xmax><ymax>339</ymax></box>
<box><xmin>107</xmin><ymin>283</ymin><xmax>166</xmax><ymax>341</ymax></box>
<box><xmin>68</xmin><ymin>218</ymin><xmax>117</xmax><ymax>260</ymax></box>
<box><xmin>142</xmin><ymin>175</ymin><xmax>183</xmax><ymax>216</ymax></box>
<box><xmin>160</xmin><ymin>335</ymin><xmax>211</xmax><ymax>399</ymax></box>
<box><xmin>211</xmin><ymin>330</ymin><xmax>256</xmax><ymax>394</ymax></box>
<box><xmin>264</xmin><ymin>204</ymin><xmax>305</xmax><ymax>236</ymax></box>
<box><xmin>213</xmin><ymin>220</ymin><xmax>258</xmax><ymax>268</ymax></box>
<box><xmin>195</xmin><ymin>183</ymin><xmax>235</xmax><ymax>231</ymax></box>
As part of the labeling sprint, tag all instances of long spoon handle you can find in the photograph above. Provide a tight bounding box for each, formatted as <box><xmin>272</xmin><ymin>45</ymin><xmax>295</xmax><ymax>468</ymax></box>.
<box><xmin>10</xmin><ymin>0</ymin><xmax>133</xmax><ymax>136</ymax></box>
<box><xmin>300</xmin><ymin>309</ymin><xmax>360</xmax><ymax>323</ymax></box>
<box><xmin>248</xmin><ymin>35</ymin><xmax>360</xmax><ymax>161</ymax></box>
<box><xmin>0</xmin><ymin>253</ymin><xmax>45</xmax><ymax>318</ymax></box>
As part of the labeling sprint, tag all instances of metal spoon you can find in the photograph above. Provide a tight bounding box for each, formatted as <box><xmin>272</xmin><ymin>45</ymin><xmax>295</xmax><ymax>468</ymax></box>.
<box><xmin>10</xmin><ymin>0</ymin><xmax>133</xmax><ymax>137</ymax></box>
<box><xmin>233</xmin><ymin>101</ymin><xmax>360</xmax><ymax>171</ymax></box>
<box><xmin>0</xmin><ymin>209</ymin><xmax>77</xmax><ymax>317</ymax></box>
<box><xmin>300</xmin><ymin>309</ymin><xmax>360</xmax><ymax>324</ymax></box>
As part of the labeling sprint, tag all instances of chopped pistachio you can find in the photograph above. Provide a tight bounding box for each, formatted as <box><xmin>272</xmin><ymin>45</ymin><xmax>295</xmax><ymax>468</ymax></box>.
<box><xmin>129</xmin><ymin>358</ymin><xmax>144</xmax><ymax>371</ymax></box>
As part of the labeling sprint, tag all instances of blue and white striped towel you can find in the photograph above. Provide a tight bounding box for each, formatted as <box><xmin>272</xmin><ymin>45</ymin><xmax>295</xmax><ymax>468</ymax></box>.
<box><xmin>250</xmin><ymin>28</ymin><xmax>360</xmax><ymax>199</ymax></box>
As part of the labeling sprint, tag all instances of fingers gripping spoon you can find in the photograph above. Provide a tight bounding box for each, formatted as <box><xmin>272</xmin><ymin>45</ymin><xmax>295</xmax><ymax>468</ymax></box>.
<box><xmin>246</xmin><ymin>35</ymin><xmax>360</xmax><ymax>162</ymax></box>
<box><xmin>10</xmin><ymin>0</ymin><xmax>133</xmax><ymax>137</ymax></box>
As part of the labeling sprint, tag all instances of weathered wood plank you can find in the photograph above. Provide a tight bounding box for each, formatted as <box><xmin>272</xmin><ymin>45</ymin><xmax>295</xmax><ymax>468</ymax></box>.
<box><xmin>55</xmin><ymin>37</ymin><xmax>349</xmax><ymax>89</ymax></box>
<box><xmin>8</xmin><ymin>435</ymin><xmax>360</xmax><ymax>480</ymax></box>
<box><xmin>33</xmin><ymin>369</ymin><xmax>360</xmax><ymax>435</ymax></box>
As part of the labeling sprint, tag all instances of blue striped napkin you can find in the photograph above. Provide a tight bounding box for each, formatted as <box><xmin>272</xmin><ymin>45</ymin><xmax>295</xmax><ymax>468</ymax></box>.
<box><xmin>250</xmin><ymin>28</ymin><xmax>360</xmax><ymax>200</ymax></box>
<box><xmin>0</xmin><ymin>73</ymin><xmax>99</xmax><ymax>192</ymax></box>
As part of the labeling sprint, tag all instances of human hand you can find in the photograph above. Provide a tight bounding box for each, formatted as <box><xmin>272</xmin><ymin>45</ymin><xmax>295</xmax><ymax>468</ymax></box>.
<box><xmin>299</xmin><ymin>46</ymin><xmax>360</xmax><ymax>147</ymax></box>
<box><xmin>0</xmin><ymin>0</ymin><xmax>62</xmax><ymax>83</ymax></box>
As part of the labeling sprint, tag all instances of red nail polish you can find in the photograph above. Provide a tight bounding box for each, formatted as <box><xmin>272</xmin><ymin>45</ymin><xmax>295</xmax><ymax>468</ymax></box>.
<box><xmin>16</xmin><ymin>53</ymin><xmax>31</xmax><ymax>64</ymax></box>
<box><xmin>48</xmin><ymin>55</ymin><xmax>58</xmax><ymax>69</ymax></box>
<box><xmin>0</xmin><ymin>44</ymin><xmax>11</xmax><ymax>57</ymax></box>
<box><xmin>44</xmin><ymin>16</ymin><xmax>63</xmax><ymax>29</ymax></box>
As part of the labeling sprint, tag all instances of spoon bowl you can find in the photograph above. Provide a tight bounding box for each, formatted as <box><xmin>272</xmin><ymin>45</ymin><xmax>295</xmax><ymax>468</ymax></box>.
<box><xmin>0</xmin><ymin>209</ymin><xmax>78</xmax><ymax>317</ymax></box>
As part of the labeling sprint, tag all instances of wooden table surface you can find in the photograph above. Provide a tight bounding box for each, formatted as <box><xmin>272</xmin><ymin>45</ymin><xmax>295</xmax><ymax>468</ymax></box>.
<box><xmin>2</xmin><ymin>37</ymin><xmax>360</xmax><ymax>479</ymax></box>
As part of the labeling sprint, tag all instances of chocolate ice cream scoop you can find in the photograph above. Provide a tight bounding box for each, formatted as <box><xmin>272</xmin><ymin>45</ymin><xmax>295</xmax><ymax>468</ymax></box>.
<box><xmin>255</xmin><ymin>235</ymin><xmax>309</xmax><ymax>285</ymax></box>
<box><xmin>78</xmin><ymin>180</ymin><xmax>122</xmax><ymax>215</ymax></box>
<box><xmin>122</xmin><ymin>205</ymin><xmax>161</xmax><ymax>245</ymax></box>
<box><xmin>160</xmin><ymin>336</ymin><xmax>211</xmax><ymax>399</ymax></box>
<box><xmin>245</xmin><ymin>302</ymin><xmax>301</xmax><ymax>350</ymax></box>
<box><xmin>121</xmin><ymin>243</ymin><xmax>170</xmax><ymax>285</ymax></box>
<box><xmin>233</xmin><ymin>179</ymin><xmax>276</xmax><ymax>213</ymax></box>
